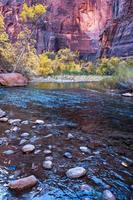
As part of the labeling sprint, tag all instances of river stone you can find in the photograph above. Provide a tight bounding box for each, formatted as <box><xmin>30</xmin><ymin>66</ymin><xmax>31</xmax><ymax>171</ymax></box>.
<box><xmin>43</xmin><ymin>150</ymin><xmax>52</xmax><ymax>155</ymax></box>
<box><xmin>8</xmin><ymin>119</ymin><xmax>21</xmax><ymax>125</ymax></box>
<box><xmin>66</xmin><ymin>167</ymin><xmax>86</xmax><ymax>178</ymax></box>
<box><xmin>122</xmin><ymin>93</ymin><xmax>133</xmax><ymax>97</ymax></box>
<box><xmin>67</xmin><ymin>133</ymin><xmax>74</xmax><ymax>139</ymax></box>
<box><xmin>43</xmin><ymin>161</ymin><xmax>53</xmax><ymax>169</ymax></box>
<box><xmin>103</xmin><ymin>190</ymin><xmax>116</xmax><ymax>200</ymax></box>
<box><xmin>11</xmin><ymin>126</ymin><xmax>20</xmax><ymax>132</ymax></box>
<box><xmin>64</xmin><ymin>152</ymin><xmax>72</xmax><ymax>159</ymax></box>
<box><xmin>21</xmin><ymin>120</ymin><xmax>29</xmax><ymax>125</ymax></box>
<box><xmin>80</xmin><ymin>184</ymin><xmax>93</xmax><ymax>191</ymax></box>
<box><xmin>19</xmin><ymin>139</ymin><xmax>27</xmax><ymax>145</ymax></box>
<box><xmin>21</xmin><ymin>132</ymin><xmax>30</xmax><ymax>137</ymax></box>
<box><xmin>0</xmin><ymin>117</ymin><xmax>8</xmax><ymax>122</ymax></box>
<box><xmin>35</xmin><ymin>120</ymin><xmax>44</xmax><ymax>124</ymax></box>
<box><xmin>22</xmin><ymin>144</ymin><xmax>35</xmax><ymax>153</ymax></box>
<box><xmin>3</xmin><ymin>150</ymin><xmax>15</xmax><ymax>155</ymax></box>
<box><xmin>9</xmin><ymin>175</ymin><xmax>37</xmax><ymax>191</ymax></box>
<box><xmin>0</xmin><ymin>109</ymin><xmax>6</xmax><ymax>118</ymax></box>
<box><xmin>79</xmin><ymin>146</ymin><xmax>91</xmax><ymax>153</ymax></box>
<box><xmin>45</xmin><ymin>156</ymin><xmax>53</xmax><ymax>161</ymax></box>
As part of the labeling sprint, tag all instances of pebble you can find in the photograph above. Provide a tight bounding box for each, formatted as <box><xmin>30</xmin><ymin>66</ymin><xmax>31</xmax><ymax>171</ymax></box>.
<box><xmin>8</xmin><ymin>119</ymin><xmax>21</xmax><ymax>125</ymax></box>
<box><xmin>67</xmin><ymin>133</ymin><xmax>74</xmax><ymax>139</ymax></box>
<box><xmin>121</xmin><ymin>162</ymin><xmax>128</xmax><ymax>167</ymax></box>
<box><xmin>43</xmin><ymin>161</ymin><xmax>53</xmax><ymax>169</ymax></box>
<box><xmin>34</xmin><ymin>150</ymin><xmax>41</xmax><ymax>154</ymax></box>
<box><xmin>21</xmin><ymin>132</ymin><xmax>30</xmax><ymax>137</ymax></box>
<box><xmin>11</xmin><ymin>126</ymin><xmax>20</xmax><ymax>132</ymax></box>
<box><xmin>66</xmin><ymin>167</ymin><xmax>86</xmax><ymax>178</ymax></box>
<box><xmin>19</xmin><ymin>139</ymin><xmax>27</xmax><ymax>145</ymax></box>
<box><xmin>22</xmin><ymin>144</ymin><xmax>35</xmax><ymax>153</ymax></box>
<box><xmin>64</xmin><ymin>152</ymin><xmax>72</xmax><ymax>159</ymax></box>
<box><xmin>122</xmin><ymin>93</ymin><xmax>133</xmax><ymax>97</ymax></box>
<box><xmin>43</xmin><ymin>150</ymin><xmax>52</xmax><ymax>155</ymax></box>
<box><xmin>9</xmin><ymin>175</ymin><xmax>37</xmax><ymax>191</ymax></box>
<box><xmin>103</xmin><ymin>190</ymin><xmax>116</xmax><ymax>200</ymax></box>
<box><xmin>45</xmin><ymin>156</ymin><xmax>53</xmax><ymax>161</ymax></box>
<box><xmin>80</xmin><ymin>146</ymin><xmax>91</xmax><ymax>153</ymax></box>
<box><xmin>80</xmin><ymin>184</ymin><xmax>93</xmax><ymax>191</ymax></box>
<box><xmin>21</xmin><ymin>120</ymin><xmax>29</xmax><ymax>125</ymax></box>
<box><xmin>5</xmin><ymin>130</ymin><xmax>10</xmax><ymax>134</ymax></box>
<box><xmin>3</xmin><ymin>150</ymin><xmax>15</xmax><ymax>155</ymax></box>
<box><xmin>0</xmin><ymin>109</ymin><xmax>6</xmax><ymax>118</ymax></box>
<box><xmin>0</xmin><ymin>117</ymin><xmax>8</xmax><ymax>122</ymax></box>
<box><xmin>35</xmin><ymin>120</ymin><xmax>44</xmax><ymax>124</ymax></box>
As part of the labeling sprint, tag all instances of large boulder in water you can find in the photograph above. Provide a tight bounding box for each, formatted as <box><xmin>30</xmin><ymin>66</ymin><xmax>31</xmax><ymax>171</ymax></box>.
<box><xmin>0</xmin><ymin>73</ymin><xmax>28</xmax><ymax>86</ymax></box>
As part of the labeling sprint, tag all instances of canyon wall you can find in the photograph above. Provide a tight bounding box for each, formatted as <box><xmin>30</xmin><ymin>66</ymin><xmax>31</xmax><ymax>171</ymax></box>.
<box><xmin>100</xmin><ymin>0</ymin><xmax>133</xmax><ymax>58</ymax></box>
<box><xmin>0</xmin><ymin>0</ymin><xmax>133</xmax><ymax>59</ymax></box>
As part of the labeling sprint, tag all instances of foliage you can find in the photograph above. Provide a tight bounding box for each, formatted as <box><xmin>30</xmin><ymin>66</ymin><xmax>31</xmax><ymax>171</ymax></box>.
<box><xmin>96</xmin><ymin>57</ymin><xmax>121</xmax><ymax>75</ymax></box>
<box><xmin>20</xmin><ymin>3</ymin><xmax>46</xmax><ymax>22</ymax></box>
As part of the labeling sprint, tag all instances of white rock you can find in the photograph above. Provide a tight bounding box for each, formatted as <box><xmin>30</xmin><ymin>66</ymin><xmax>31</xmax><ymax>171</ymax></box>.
<box><xmin>21</xmin><ymin>132</ymin><xmax>30</xmax><ymax>137</ymax></box>
<box><xmin>45</xmin><ymin>156</ymin><xmax>53</xmax><ymax>161</ymax></box>
<box><xmin>43</xmin><ymin>161</ymin><xmax>53</xmax><ymax>169</ymax></box>
<box><xmin>9</xmin><ymin>175</ymin><xmax>37</xmax><ymax>190</ymax></box>
<box><xmin>67</xmin><ymin>133</ymin><xmax>74</xmax><ymax>139</ymax></box>
<box><xmin>8</xmin><ymin>119</ymin><xmax>21</xmax><ymax>125</ymax></box>
<box><xmin>19</xmin><ymin>139</ymin><xmax>27</xmax><ymax>145</ymax></box>
<box><xmin>103</xmin><ymin>190</ymin><xmax>116</xmax><ymax>200</ymax></box>
<box><xmin>35</xmin><ymin>120</ymin><xmax>44</xmax><ymax>124</ymax></box>
<box><xmin>43</xmin><ymin>150</ymin><xmax>52</xmax><ymax>155</ymax></box>
<box><xmin>66</xmin><ymin>167</ymin><xmax>86</xmax><ymax>178</ymax></box>
<box><xmin>0</xmin><ymin>117</ymin><xmax>8</xmax><ymax>122</ymax></box>
<box><xmin>11</xmin><ymin>126</ymin><xmax>20</xmax><ymax>132</ymax></box>
<box><xmin>0</xmin><ymin>109</ymin><xmax>6</xmax><ymax>118</ymax></box>
<box><xmin>21</xmin><ymin>120</ymin><xmax>29</xmax><ymax>125</ymax></box>
<box><xmin>122</xmin><ymin>93</ymin><xmax>133</xmax><ymax>97</ymax></box>
<box><xmin>79</xmin><ymin>146</ymin><xmax>91</xmax><ymax>153</ymax></box>
<box><xmin>22</xmin><ymin>144</ymin><xmax>35</xmax><ymax>153</ymax></box>
<box><xmin>3</xmin><ymin>150</ymin><xmax>15</xmax><ymax>155</ymax></box>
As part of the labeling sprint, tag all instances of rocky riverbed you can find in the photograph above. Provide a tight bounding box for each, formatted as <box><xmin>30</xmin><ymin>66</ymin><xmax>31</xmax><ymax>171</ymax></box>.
<box><xmin>0</xmin><ymin>82</ymin><xmax>133</xmax><ymax>200</ymax></box>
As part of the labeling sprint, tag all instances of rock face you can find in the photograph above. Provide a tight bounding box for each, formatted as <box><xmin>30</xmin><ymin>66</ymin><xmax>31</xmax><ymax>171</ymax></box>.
<box><xmin>99</xmin><ymin>0</ymin><xmax>133</xmax><ymax>58</ymax></box>
<box><xmin>0</xmin><ymin>0</ymin><xmax>133</xmax><ymax>59</ymax></box>
<box><xmin>0</xmin><ymin>73</ymin><xmax>28</xmax><ymax>86</ymax></box>
<box><xmin>0</xmin><ymin>0</ymin><xmax>112</xmax><ymax>60</ymax></box>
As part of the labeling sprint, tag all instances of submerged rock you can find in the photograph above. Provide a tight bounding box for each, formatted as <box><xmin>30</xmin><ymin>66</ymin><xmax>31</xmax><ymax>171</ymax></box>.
<box><xmin>43</xmin><ymin>161</ymin><xmax>53</xmax><ymax>169</ymax></box>
<box><xmin>0</xmin><ymin>73</ymin><xmax>28</xmax><ymax>87</ymax></box>
<box><xmin>66</xmin><ymin>167</ymin><xmax>86</xmax><ymax>178</ymax></box>
<box><xmin>79</xmin><ymin>146</ymin><xmax>91</xmax><ymax>153</ymax></box>
<box><xmin>22</xmin><ymin>144</ymin><xmax>35</xmax><ymax>153</ymax></box>
<box><xmin>9</xmin><ymin>175</ymin><xmax>37</xmax><ymax>190</ymax></box>
<box><xmin>3</xmin><ymin>150</ymin><xmax>15</xmax><ymax>155</ymax></box>
<box><xmin>64</xmin><ymin>152</ymin><xmax>72</xmax><ymax>159</ymax></box>
<box><xmin>0</xmin><ymin>109</ymin><xmax>6</xmax><ymax>118</ymax></box>
<box><xmin>103</xmin><ymin>190</ymin><xmax>116</xmax><ymax>200</ymax></box>
<box><xmin>21</xmin><ymin>132</ymin><xmax>30</xmax><ymax>137</ymax></box>
<box><xmin>8</xmin><ymin>119</ymin><xmax>21</xmax><ymax>125</ymax></box>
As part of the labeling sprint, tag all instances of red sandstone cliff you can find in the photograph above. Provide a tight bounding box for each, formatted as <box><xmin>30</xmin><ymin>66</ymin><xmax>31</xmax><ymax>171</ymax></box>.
<box><xmin>0</xmin><ymin>0</ymin><xmax>112</xmax><ymax>60</ymax></box>
<box><xmin>100</xmin><ymin>0</ymin><xmax>133</xmax><ymax>58</ymax></box>
<box><xmin>0</xmin><ymin>0</ymin><xmax>133</xmax><ymax>59</ymax></box>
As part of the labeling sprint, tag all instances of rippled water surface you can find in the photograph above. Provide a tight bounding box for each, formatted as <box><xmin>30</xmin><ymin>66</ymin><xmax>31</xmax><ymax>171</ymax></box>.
<box><xmin>0</xmin><ymin>82</ymin><xmax>133</xmax><ymax>200</ymax></box>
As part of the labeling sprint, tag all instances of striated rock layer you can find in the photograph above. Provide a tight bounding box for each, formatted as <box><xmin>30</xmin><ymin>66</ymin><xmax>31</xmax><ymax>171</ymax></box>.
<box><xmin>0</xmin><ymin>0</ymin><xmax>133</xmax><ymax>59</ymax></box>
<box><xmin>0</xmin><ymin>0</ymin><xmax>112</xmax><ymax>60</ymax></box>
<box><xmin>100</xmin><ymin>0</ymin><xmax>133</xmax><ymax>58</ymax></box>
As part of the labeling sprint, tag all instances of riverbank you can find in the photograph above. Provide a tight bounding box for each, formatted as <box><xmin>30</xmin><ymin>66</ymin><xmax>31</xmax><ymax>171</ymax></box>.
<box><xmin>30</xmin><ymin>75</ymin><xmax>109</xmax><ymax>83</ymax></box>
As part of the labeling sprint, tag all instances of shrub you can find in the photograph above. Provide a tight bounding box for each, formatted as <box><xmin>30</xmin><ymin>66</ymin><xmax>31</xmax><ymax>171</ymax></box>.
<box><xmin>96</xmin><ymin>57</ymin><xmax>121</xmax><ymax>75</ymax></box>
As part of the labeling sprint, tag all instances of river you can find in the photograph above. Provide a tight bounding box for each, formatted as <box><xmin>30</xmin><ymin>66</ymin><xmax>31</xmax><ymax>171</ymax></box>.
<box><xmin>0</xmin><ymin>82</ymin><xmax>133</xmax><ymax>200</ymax></box>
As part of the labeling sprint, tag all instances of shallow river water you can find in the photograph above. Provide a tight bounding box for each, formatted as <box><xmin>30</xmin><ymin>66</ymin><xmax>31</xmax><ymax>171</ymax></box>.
<box><xmin>0</xmin><ymin>82</ymin><xmax>133</xmax><ymax>200</ymax></box>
